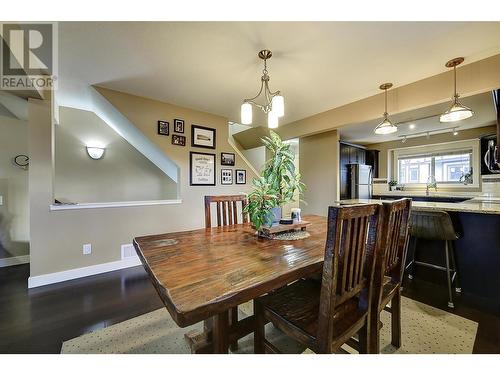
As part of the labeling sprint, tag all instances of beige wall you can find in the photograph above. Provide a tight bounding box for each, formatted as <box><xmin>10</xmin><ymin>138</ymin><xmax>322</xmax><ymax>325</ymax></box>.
<box><xmin>366</xmin><ymin>125</ymin><xmax>496</xmax><ymax>179</ymax></box>
<box><xmin>299</xmin><ymin>130</ymin><xmax>339</xmax><ymax>216</ymax></box>
<box><xmin>55</xmin><ymin>107</ymin><xmax>177</xmax><ymax>203</ymax></box>
<box><xmin>29</xmin><ymin>90</ymin><xmax>256</xmax><ymax>278</ymax></box>
<box><xmin>0</xmin><ymin>116</ymin><xmax>29</xmax><ymax>258</ymax></box>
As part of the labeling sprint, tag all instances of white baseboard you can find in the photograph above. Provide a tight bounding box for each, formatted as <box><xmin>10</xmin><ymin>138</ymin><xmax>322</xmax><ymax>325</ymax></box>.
<box><xmin>28</xmin><ymin>256</ymin><xmax>142</xmax><ymax>289</ymax></box>
<box><xmin>0</xmin><ymin>254</ymin><xmax>30</xmax><ymax>268</ymax></box>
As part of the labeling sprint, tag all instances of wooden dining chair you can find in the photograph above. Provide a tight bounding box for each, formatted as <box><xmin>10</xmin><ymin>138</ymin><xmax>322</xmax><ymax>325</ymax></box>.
<box><xmin>204</xmin><ymin>194</ymin><xmax>248</xmax><ymax>351</ymax></box>
<box><xmin>368</xmin><ymin>198</ymin><xmax>412</xmax><ymax>353</ymax></box>
<box><xmin>253</xmin><ymin>203</ymin><xmax>383</xmax><ymax>354</ymax></box>
<box><xmin>204</xmin><ymin>195</ymin><xmax>248</xmax><ymax>228</ymax></box>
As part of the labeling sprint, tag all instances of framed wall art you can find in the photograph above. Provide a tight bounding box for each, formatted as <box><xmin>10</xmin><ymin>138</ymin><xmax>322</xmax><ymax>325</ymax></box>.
<box><xmin>235</xmin><ymin>169</ymin><xmax>246</xmax><ymax>184</ymax></box>
<box><xmin>190</xmin><ymin>152</ymin><xmax>216</xmax><ymax>186</ymax></box>
<box><xmin>172</xmin><ymin>134</ymin><xmax>186</xmax><ymax>146</ymax></box>
<box><xmin>221</xmin><ymin>169</ymin><xmax>233</xmax><ymax>185</ymax></box>
<box><xmin>157</xmin><ymin>120</ymin><xmax>169</xmax><ymax>136</ymax></box>
<box><xmin>221</xmin><ymin>152</ymin><xmax>235</xmax><ymax>166</ymax></box>
<box><xmin>174</xmin><ymin>119</ymin><xmax>185</xmax><ymax>133</ymax></box>
<box><xmin>191</xmin><ymin>124</ymin><xmax>216</xmax><ymax>149</ymax></box>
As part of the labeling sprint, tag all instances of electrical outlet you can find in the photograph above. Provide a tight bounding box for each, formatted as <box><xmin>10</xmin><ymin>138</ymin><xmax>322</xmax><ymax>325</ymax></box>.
<box><xmin>83</xmin><ymin>243</ymin><xmax>92</xmax><ymax>255</ymax></box>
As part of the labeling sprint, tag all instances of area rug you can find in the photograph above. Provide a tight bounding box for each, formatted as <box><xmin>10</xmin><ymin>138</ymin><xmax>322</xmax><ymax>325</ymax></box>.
<box><xmin>61</xmin><ymin>296</ymin><xmax>477</xmax><ymax>354</ymax></box>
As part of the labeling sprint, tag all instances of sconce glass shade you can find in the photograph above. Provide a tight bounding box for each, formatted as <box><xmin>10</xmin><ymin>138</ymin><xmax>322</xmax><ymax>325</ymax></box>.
<box><xmin>268</xmin><ymin>111</ymin><xmax>279</xmax><ymax>129</ymax></box>
<box><xmin>271</xmin><ymin>95</ymin><xmax>284</xmax><ymax>117</ymax></box>
<box><xmin>86</xmin><ymin>146</ymin><xmax>105</xmax><ymax>160</ymax></box>
<box><xmin>374</xmin><ymin>116</ymin><xmax>398</xmax><ymax>135</ymax></box>
<box><xmin>440</xmin><ymin>99</ymin><xmax>474</xmax><ymax>123</ymax></box>
<box><xmin>241</xmin><ymin>102</ymin><xmax>252</xmax><ymax>125</ymax></box>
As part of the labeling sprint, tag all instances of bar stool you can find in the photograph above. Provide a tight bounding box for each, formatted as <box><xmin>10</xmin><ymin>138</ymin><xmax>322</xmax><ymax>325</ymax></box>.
<box><xmin>405</xmin><ymin>210</ymin><xmax>461</xmax><ymax>308</ymax></box>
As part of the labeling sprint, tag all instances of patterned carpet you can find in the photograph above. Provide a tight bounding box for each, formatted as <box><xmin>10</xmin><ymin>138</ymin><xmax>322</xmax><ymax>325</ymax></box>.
<box><xmin>61</xmin><ymin>296</ymin><xmax>478</xmax><ymax>354</ymax></box>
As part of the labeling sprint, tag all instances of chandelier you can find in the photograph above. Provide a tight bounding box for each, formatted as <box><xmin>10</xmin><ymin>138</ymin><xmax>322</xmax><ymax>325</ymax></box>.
<box><xmin>440</xmin><ymin>57</ymin><xmax>474</xmax><ymax>123</ymax></box>
<box><xmin>241</xmin><ymin>50</ymin><xmax>284</xmax><ymax>129</ymax></box>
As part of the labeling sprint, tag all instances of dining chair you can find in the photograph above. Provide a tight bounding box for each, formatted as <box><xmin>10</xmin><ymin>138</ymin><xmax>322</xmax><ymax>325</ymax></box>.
<box><xmin>367</xmin><ymin>198</ymin><xmax>412</xmax><ymax>353</ymax></box>
<box><xmin>204</xmin><ymin>195</ymin><xmax>248</xmax><ymax>228</ymax></box>
<box><xmin>253</xmin><ymin>203</ymin><xmax>383</xmax><ymax>354</ymax></box>
<box><xmin>204</xmin><ymin>194</ymin><xmax>248</xmax><ymax>351</ymax></box>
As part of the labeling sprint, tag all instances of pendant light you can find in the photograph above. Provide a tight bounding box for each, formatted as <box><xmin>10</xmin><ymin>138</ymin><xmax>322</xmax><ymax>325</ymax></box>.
<box><xmin>374</xmin><ymin>83</ymin><xmax>398</xmax><ymax>135</ymax></box>
<box><xmin>240</xmin><ymin>50</ymin><xmax>284</xmax><ymax>128</ymax></box>
<box><xmin>440</xmin><ymin>57</ymin><xmax>474</xmax><ymax>123</ymax></box>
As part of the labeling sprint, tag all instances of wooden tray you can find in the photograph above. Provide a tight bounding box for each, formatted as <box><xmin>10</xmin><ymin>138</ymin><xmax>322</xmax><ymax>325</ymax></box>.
<box><xmin>254</xmin><ymin>220</ymin><xmax>311</xmax><ymax>235</ymax></box>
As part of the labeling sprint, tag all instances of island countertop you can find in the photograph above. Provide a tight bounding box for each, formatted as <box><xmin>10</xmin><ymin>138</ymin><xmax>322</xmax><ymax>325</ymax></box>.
<box><xmin>338</xmin><ymin>198</ymin><xmax>500</xmax><ymax>215</ymax></box>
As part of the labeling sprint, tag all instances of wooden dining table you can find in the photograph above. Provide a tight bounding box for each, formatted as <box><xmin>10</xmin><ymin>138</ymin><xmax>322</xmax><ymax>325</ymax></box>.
<box><xmin>133</xmin><ymin>214</ymin><xmax>328</xmax><ymax>353</ymax></box>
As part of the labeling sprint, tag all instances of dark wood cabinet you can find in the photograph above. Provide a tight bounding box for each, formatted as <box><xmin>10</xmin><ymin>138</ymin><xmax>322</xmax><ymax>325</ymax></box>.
<box><xmin>365</xmin><ymin>149</ymin><xmax>380</xmax><ymax>178</ymax></box>
<box><xmin>339</xmin><ymin>142</ymin><xmax>368</xmax><ymax>199</ymax></box>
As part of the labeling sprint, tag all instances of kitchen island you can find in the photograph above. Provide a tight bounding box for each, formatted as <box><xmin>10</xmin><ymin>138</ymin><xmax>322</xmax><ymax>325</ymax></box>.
<box><xmin>339</xmin><ymin>198</ymin><xmax>500</xmax><ymax>313</ymax></box>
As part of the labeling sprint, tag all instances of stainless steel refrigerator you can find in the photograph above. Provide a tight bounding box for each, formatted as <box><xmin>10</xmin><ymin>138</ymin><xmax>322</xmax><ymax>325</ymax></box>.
<box><xmin>347</xmin><ymin>164</ymin><xmax>373</xmax><ymax>199</ymax></box>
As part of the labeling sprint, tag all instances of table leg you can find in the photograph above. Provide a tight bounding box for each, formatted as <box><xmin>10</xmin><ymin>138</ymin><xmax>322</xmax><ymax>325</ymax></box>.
<box><xmin>213</xmin><ymin>310</ymin><xmax>230</xmax><ymax>354</ymax></box>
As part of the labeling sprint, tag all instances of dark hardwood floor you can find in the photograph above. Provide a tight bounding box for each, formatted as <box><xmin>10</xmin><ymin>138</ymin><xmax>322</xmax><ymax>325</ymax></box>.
<box><xmin>0</xmin><ymin>263</ymin><xmax>499</xmax><ymax>353</ymax></box>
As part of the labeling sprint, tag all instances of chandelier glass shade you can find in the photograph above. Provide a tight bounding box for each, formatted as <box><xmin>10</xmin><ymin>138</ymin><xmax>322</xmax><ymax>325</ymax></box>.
<box><xmin>440</xmin><ymin>57</ymin><xmax>474</xmax><ymax>123</ymax></box>
<box><xmin>374</xmin><ymin>83</ymin><xmax>398</xmax><ymax>135</ymax></box>
<box><xmin>241</xmin><ymin>50</ymin><xmax>284</xmax><ymax>128</ymax></box>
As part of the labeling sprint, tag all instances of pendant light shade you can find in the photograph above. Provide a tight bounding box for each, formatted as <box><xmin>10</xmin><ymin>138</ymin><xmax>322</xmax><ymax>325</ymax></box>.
<box><xmin>268</xmin><ymin>110</ymin><xmax>278</xmax><ymax>129</ymax></box>
<box><xmin>440</xmin><ymin>96</ymin><xmax>474</xmax><ymax>123</ymax></box>
<box><xmin>375</xmin><ymin>116</ymin><xmax>398</xmax><ymax>134</ymax></box>
<box><xmin>241</xmin><ymin>102</ymin><xmax>252</xmax><ymax>125</ymax></box>
<box><xmin>271</xmin><ymin>95</ymin><xmax>284</xmax><ymax>117</ymax></box>
<box><xmin>374</xmin><ymin>83</ymin><xmax>397</xmax><ymax>135</ymax></box>
<box><xmin>440</xmin><ymin>57</ymin><xmax>474</xmax><ymax>123</ymax></box>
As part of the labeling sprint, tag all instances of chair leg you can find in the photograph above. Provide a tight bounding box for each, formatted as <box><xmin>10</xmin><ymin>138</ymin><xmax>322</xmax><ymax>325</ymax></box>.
<box><xmin>406</xmin><ymin>237</ymin><xmax>418</xmax><ymax>280</ymax></box>
<box><xmin>391</xmin><ymin>288</ymin><xmax>402</xmax><ymax>348</ymax></box>
<box><xmin>229</xmin><ymin>306</ymin><xmax>238</xmax><ymax>352</ymax></box>
<box><xmin>368</xmin><ymin>307</ymin><xmax>380</xmax><ymax>354</ymax></box>
<box><xmin>449</xmin><ymin>241</ymin><xmax>461</xmax><ymax>293</ymax></box>
<box><xmin>253</xmin><ymin>300</ymin><xmax>265</xmax><ymax>354</ymax></box>
<box><xmin>358</xmin><ymin>321</ymin><xmax>369</xmax><ymax>354</ymax></box>
<box><xmin>444</xmin><ymin>240</ymin><xmax>455</xmax><ymax>308</ymax></box>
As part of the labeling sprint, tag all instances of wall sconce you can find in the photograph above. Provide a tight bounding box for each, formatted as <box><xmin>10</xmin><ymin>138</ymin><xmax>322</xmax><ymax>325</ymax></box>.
<box><xmin>86</xmin><ymin>146</ymin><xmax>105</xmax><ymax>160</ymax></box>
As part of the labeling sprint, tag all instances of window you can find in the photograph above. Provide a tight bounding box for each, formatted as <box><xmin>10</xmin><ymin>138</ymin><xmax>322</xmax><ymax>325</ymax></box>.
<box><xmin>397</xmin><ymin>150</ymin><xmax>472</xmax><ymax>185</ymax></box>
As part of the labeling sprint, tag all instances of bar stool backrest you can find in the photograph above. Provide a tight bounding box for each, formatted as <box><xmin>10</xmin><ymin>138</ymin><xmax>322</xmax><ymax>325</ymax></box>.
<box><xmin>409</xmin><ymin>210</ymin><xmax>459</xmax><ymax>241</ymax></box>
<box><xmin>317</xmin><ymin>204</ymin><xmax>383</xmax><ymax>350</ymax></box>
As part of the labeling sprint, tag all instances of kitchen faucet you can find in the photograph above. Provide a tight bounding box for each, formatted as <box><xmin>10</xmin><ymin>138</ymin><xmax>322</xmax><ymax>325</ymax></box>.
<box><xmin>426</xmin><ymin>175</ymin><xmax>437</xmax><ymax>196</ymax></box>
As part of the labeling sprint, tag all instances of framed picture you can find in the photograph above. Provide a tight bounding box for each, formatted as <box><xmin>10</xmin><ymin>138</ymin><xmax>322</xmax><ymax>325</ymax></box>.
<box><xmin>190</xmin><ymin>152</ymin><xmax>216</xmax><ymax>186</ymax></box>
<box><xmin>221</xmin><ymin>152</ymin><xmax>235</xmax><ymax>166</ymax></box>
<box><xmin>174</xmin><ymin>119</ymin><xmax>185</xmax><ymax>133</ymax></box>
<box><xmin>221</xmin><ymin>169</ymin><xmax>233</xmax><ymax>185</ymax></box>
<box><xmin>172</xmin><ymin>134</ymin><xmax>186</xmax><ymax>146</ymax></box>
<box><xmin>191</xmin><ymin>124</ymin><xmax>216</xmax><ymax>149</ymax></box>
<box><xmin>235</xmin><ymin>169</ymin><xmax>246</xmax><ymax>184</ymax></box>
<box><xmin>157</xmin><ymin>120</ymin><xmax>169</xmax><ymax>136</ymax></box>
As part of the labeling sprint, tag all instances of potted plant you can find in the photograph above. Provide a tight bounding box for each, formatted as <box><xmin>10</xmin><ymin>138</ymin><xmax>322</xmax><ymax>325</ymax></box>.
<box><xmin>243</xmin><ymin>130</ymin><xmax>305</xmax><ymax>233</ymax></box>
<box><xmin>388</xmin><ymin>179</ymin><xmax>398</xmax><ymax>192</ymax></box>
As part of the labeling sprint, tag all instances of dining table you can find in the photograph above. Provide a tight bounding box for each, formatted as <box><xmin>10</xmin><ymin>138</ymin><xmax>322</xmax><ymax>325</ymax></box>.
<box><xmin>133</xmin><ymin>214</ymin><xmax>328</xmax><ymax>354</ymax></box>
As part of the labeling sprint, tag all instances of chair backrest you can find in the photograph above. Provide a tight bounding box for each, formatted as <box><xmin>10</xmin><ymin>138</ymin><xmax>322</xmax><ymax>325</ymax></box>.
<box><xmin>409</xmin><ymin>210</ymin><xmax>458</xmax><ymax>241</ymax></box>
<box><xmin>380</xmin><ymin>198</ymin><xmax>412</xmax><ymax>282</ymax></box>
<box><xmin>316</xmin><ymin>203</ymin><xmax>382</xmax><ymax>350</ymax></box>
<box><xmin>204</xmin><ymin>195</ymin><xmax>248</xmax><ymax>228</ymax></box>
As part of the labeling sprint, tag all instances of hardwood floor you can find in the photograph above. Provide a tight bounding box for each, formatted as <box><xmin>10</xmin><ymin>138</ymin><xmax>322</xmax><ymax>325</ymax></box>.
<box><xmin>0</xmin><ymin>264</ymin><xmax>499</xmax><ymax>353</ymax></box>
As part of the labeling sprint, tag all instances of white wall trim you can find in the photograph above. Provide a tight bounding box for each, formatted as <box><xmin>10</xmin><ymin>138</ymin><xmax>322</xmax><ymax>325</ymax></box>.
<box><xmin>28</xmin><ymin>257</ymin><xmax>142</xmax><ymax>288</ymax></box>
<box><xmin>0</xmin><ymin>255</ymin><xmax>30</xmax><ymax>268</ymax></box>
<box><xmin>49</xmin><ymin>199</ymin><xmax>182</xmax><ymax>211</ymax></box>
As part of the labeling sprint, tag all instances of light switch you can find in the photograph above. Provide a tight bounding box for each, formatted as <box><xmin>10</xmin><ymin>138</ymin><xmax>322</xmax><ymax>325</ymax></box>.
<box><xmin>83</xmin><ymin>243</ymin><xmax>92</xmax><ymax>255</ymax></box>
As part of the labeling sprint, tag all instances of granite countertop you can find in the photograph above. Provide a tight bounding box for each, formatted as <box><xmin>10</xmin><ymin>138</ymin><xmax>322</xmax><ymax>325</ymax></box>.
<box><xmin>338</xmin><ymin>198</ymin><xmax>500</xmax><ymax>215</ymax></box>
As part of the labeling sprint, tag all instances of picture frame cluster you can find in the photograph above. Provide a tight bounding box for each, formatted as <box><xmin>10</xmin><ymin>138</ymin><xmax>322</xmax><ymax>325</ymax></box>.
<box><xmin>156</xmin><ymin>118</ymin><xmax>246</xmax><ymax>186</ymax></box>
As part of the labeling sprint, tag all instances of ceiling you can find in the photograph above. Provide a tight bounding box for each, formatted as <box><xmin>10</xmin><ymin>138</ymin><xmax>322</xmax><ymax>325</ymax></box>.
<box><xmin>339</xmin><ymin>92</ymin><xmax>497</xmax><ymax>144</ymax></box>
<box><xmin>57</xmin><ymin>22</ymin><xmax>500</xmax><ymax>127</ymax></box>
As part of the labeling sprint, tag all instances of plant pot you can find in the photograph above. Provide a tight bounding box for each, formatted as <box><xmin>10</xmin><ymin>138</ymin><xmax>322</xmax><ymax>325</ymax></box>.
<box><xmin>270</xmin><ymin>206</ymin><xmax>282</xmax><ymax>225</ymax></box>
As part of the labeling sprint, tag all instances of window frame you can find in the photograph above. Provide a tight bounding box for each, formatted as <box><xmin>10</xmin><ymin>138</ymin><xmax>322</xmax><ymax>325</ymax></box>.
<box><xmin>389</xmin><ymin>139</ymin><xmax>480</xmax><ymax>190</ymax></box>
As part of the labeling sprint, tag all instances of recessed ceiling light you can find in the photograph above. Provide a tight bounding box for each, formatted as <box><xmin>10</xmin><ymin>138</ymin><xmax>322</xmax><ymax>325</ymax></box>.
<box><xmin>409</xmin><ymin>124</ymin><xmax>416</xmax><ymax>130</ymax></box>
